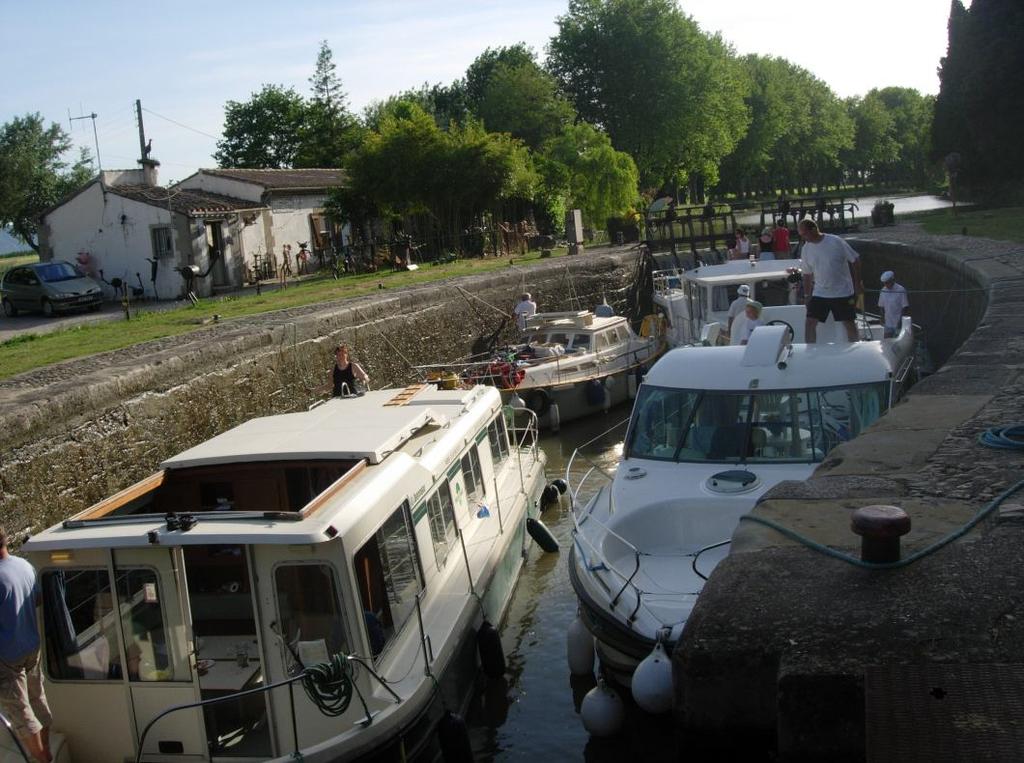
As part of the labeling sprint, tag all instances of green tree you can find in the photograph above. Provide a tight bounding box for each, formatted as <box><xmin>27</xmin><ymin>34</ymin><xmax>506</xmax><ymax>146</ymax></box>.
<box><xmin>363</xmin><ymin>81</ymin><xmax>468</xmax><ymax>131</ymax></box>
<box><xmin>465</xmin><ymin>44</ymin><xmax>537</xmax><ymax>110</ymax></box>
<box><xmin>717</xmin><ymin>55</ymin><xmax>795</xmax><ymax>197</ymax></box>
<box><xmin>214</xmin><ymin>84</ymin><xmax>306</xmax><ymax>168</ymax></box>
<box><xmin>541</xmin><ymin>123</ymin><xmax>638</xmax><ymax>227</ymax></box>
<box><xmin>841</xmin><ymin>94</ymin><xmax>898</xmax><ymax>188</ymax></box>
<box><xmin>0</xmin><ymin>114</ymin><xmax>93</xmax><ymax>251</ymax></box>
<box><xmin>295</xmin><ymin>41</ymin><xmax>362</xmax><ymax>168</ymax></box>
<box><xmin>871</xmin><ymin>87</ymin><xmax>937</xmax><ymax>186</ymax></box>
<box><xmin>548</xmin><ymin>0</ymin><xmax>748</xmax><ymax>190</ymax></box>
<box><xmin>476</xmin><ymin>61</ymin><xmax>575</xmax><ymax>150</ymax></box>
<box><xmin>933</xmin><ymin>0</ymin><xmax>1024</xmax><ymax>189</ymax></box>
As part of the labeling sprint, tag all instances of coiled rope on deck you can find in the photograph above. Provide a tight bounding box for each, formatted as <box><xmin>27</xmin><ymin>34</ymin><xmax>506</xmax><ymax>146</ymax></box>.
<box><xmin>978</xmin><ymin>424</ymin><xmax>1024</xmax><ymax>450</ymax></box>
<box><xmin>302</xmin><ymin>654</ymin><xmax>355</xmax><ymax>716</ymax></box>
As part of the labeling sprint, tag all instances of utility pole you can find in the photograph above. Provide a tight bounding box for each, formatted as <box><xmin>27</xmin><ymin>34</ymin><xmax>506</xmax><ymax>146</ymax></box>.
<box><xmin>136</xmin><ymin>99</ymin><xmax>148</xmax><ymax>163</ymax></box>
<box><xmin>68</xmin><ymin>109</ymin><xmax>102</xmax><ymax>171</ymax></box>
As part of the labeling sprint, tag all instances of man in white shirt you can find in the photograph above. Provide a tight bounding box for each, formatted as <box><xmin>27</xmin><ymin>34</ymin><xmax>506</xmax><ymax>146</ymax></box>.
<box><xmin>726</xmin><ymin>284</ymin><xmax>751</xmax><ymax>338</ymax></box>
<box><xmin>798</xmin><ymin>219</ymin><xmax>863</xmax><ymax>343</ymax></box>
<box><xmin>877</xmin><ymin>271</ymin><xmax>910</xmax><ymax>338</ymax></box>
<box><xmin>514</xmin><ymin>292</ymin><xmax>537</xmax><ymax>332</ymax></box>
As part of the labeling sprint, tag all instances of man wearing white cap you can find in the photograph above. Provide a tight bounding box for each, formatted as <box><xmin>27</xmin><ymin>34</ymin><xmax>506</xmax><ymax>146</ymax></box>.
<box><xmin>877</xmin><ymin>271</ymin><xmax>909</xmax><ymax>338</ymax></box>
<box><xmin>726</xmin><ymin>284</ymin><xmax>752</xmax><ymax>337</ymax></box>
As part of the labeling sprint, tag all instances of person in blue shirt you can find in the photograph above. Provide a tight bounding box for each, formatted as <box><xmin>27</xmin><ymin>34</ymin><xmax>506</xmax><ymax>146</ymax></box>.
<box><xmin>0</xmin><ymin>526</ymin><xmax>52</xmax><ymax>762</ymax></box>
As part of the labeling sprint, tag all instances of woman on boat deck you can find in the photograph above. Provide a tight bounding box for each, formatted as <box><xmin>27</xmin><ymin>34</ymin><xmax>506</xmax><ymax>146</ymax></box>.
<box><xmin>332</xmin><ymin>344</ymin><xmax>370</xmax><ymax>396</ymax></box>
<box><xmin>740</xmin><ymin>300</ymin><xmax>764</xmax><ymax>345</ymax></box>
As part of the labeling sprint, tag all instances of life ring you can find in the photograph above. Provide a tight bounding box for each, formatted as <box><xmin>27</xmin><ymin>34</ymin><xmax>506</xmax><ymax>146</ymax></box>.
<box><xmin>524</xmin><ymin>388</ymin><xmax>551</xmax><ymax>417</ymax></box>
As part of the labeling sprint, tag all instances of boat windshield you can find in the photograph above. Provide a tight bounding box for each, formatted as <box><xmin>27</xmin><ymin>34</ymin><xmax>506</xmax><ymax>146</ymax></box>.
<box><xmin>626</xmin><ymin>382</ymin><xmax>888</xmax><ymax>463</ymax></box>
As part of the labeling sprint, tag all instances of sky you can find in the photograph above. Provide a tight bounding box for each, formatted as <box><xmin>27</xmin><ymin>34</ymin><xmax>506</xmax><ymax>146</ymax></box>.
<box><xmin>2</xmin><ymin>0</ymin><xmax>957</xmax><ymax>190</ymax></box>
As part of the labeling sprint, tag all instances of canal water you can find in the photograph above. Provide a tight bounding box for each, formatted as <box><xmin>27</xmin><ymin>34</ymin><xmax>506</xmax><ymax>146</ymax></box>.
<box><xmin>734</xmin><ymin>192</ymin><xmax>959</xmax><ymax>229</ymax></box>
<box><xmin>465</xmin><ymin>404</ymin><xmax>682</xmax><ymax>761</ymax></box>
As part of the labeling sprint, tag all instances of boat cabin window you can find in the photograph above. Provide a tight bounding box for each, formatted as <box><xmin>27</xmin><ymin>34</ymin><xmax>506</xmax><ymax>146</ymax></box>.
<box><xmin>546</xmin><ymin>332</ymin><xmax>570</xmax><ymax>346</ymax></box>
<box><xmin>274</xmin><ymin>563</ymin><xmax>347</xmax><ymax>669</ymax></box>
<box><xmin>569</xmin><ymin>333</ymin><xmax>591</xmax><ymax>351</ymax></box>
<box><xmin>41</xmin><ymin>564</ymin><xmax>185</xmax><ymax>682</ymax></box>
<box><xmin>354</xmin><ymin>503</ymin><xmax>424</xmax><ymax>659</ymax></box>
<box><xmin>712</xmin><ymin>286</ymin><xmax>735</xmax><ymax>312</ymax></box>
<box><xmin>424</xmin><ymin>480</ymin><xmax>458</xmax><ymax>568</ymax></box>
<box><xmin>595</xmin><ymin>331</ymin><xmax>612</xmax><ymax>350</ymax></box>
<box><xmin>103</xmin><ymin>459</ymin><xmax>359</xmax><ymax>517</ymax></box>
<box><xmin>460</xmin><ymin>446</ymin><xmax>485</xmax><ymax>502</ymax></box>
<box><xmin>487</xmin><ymin>415</ymin><xmax>509</xmax><ymax>465</ymax></box>
<box><xmin>627</xmin><ymin>382</ymin><xmax>888</xmax><ymax>463</ymax></box>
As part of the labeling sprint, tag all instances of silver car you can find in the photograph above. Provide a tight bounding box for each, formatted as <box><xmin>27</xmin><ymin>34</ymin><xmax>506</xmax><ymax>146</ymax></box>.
<box><xmin>1</xmin><ymin>261</ymin><xmax>104</xmax><ymax>317</ymax></box>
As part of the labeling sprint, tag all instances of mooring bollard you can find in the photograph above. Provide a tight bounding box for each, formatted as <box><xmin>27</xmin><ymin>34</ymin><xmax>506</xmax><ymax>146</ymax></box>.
<box><xmin>851</xmin><ymin>505</ymin><xmax>911</xmax><ymax>563</ymax></box>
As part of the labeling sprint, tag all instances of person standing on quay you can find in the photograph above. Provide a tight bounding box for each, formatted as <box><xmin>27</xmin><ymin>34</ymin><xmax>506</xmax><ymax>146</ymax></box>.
<box><xmin>877</xmin><ymin>270</ymin><xmax>910</xmax><ymax>338</ymax></box>
<box><xmin>799</xmin><ymin>218</ymin><xmax>862</xmax><ymax>343</ymax></box>
<box><xmin>0</xmin><ymin>526</ymin><xmax>52</xmax><ymax>763</ymax></box>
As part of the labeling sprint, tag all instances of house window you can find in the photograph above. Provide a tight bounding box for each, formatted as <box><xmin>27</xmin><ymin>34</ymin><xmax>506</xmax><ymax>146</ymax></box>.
<box><xmin>487</xmin><ymin>417</ymin><xmax>509</xmax><ymax>466</ymax></box>
<box><xmin>425</xmin><ymin>481</ymin><xmax>458</xmax><ymax>568</ymax></box>
<box><xmin>151</xmin><ymin>226</ymin><xmax>174</xmax><ymax>258</ymax></box>
<box><xmin>460</xmin><ymin>447</ymin><xmax>484</xmax><ymax>502</ymax></box>
<box><xmin>353</xmin><ymin>503</ymin><xmax>424</xmax><ymax>658</ymax></box>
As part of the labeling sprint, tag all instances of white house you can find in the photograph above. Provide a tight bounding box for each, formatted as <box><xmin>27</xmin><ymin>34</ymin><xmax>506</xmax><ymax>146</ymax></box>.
<box><xmin>38</xmin><ymin>166</ymin><xmax>346</xmax><ymax>301</ymax></box>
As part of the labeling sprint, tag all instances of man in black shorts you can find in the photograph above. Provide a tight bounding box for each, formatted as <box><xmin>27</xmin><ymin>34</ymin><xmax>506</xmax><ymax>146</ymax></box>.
<box><xmin>798</xmin><ymin>219</ymin><xmax>863</xmax><ymax>343</ymax></box>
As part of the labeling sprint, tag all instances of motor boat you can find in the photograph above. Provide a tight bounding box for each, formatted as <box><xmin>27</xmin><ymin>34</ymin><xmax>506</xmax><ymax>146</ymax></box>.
<box><xmin>653</xmin><ymin>259</ymin><xmax>893</xmax><ymax>347</ymax></box>
<box><xmin>567</xmin><ymin>322</ymin><xmax>915</xmax><ymax>699</ymax></box>
<box><xmin>20</xmin><ymin>384</ymin><xmax>551</xmax><ymax>762</ymax></box>
<box><xmin>421</xmin><ymin>308</ymin><xmax>664</xmax><ymax>430</ymax></box>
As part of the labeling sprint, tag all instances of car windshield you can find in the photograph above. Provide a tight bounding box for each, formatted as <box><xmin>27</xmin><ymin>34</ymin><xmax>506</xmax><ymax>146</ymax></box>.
<box><xmin>36</xmin><ymin>262</ymin><xmax>82</xmax><ymax>283</ymax></box>
<box><xmin>626</xmin><ymin>383</ymin><xmax>888</xmax><ymax>463</ymax></box>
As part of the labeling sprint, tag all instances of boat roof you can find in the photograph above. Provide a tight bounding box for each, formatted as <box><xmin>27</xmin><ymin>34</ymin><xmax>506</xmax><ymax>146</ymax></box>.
<box><xmin>681</xmin><ymin>259</ymin><xmax>802</xmax><ymax>286</ymax></box>
<box><xmin>24</xmin><ymin>385</ymin><xmax>503</xmax><ymax>551</ymax></box>
<box><xmin>163</xmin><ymin>389</ymin><xmax>449</xmax><ymax>467</ymax></box>
<box><xmin>526</xmin><ymin>311</ymin><xmax>625</xmax><ymax>332</ymax></box>
<box><xmin>644</xmin><ymin>327</ymin><xmax>896</xmax><ymax>391</ymax></box>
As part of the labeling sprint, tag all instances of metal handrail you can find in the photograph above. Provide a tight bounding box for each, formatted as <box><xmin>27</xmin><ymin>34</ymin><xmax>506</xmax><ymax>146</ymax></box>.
<box><xmin>0</xmin><ymin>709</ymin><xmax>31</xmax><ymax>762</ymax></box>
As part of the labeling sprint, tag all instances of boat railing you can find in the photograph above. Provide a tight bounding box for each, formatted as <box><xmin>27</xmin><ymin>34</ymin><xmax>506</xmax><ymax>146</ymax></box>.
<box><xmin>507</xmin><ymin>405</ymin><xmax>541</xmax><ymax>494</ymax></box>
<box><xmin>132</xmin><ymin>652</ymin><xmax>402</xmax><ymax>763</ymax></box>
<box><xmin>652</xmin><ymin>267</ymin><xmax>686</xmax><ymax>297</ymax></box>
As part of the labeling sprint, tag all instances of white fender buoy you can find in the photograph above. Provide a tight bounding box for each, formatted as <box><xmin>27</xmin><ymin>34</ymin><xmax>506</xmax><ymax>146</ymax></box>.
<box><xmin>581</xmin><ymin>677</ymin><xmax>624</xmax><ymax>736</ymax></box>
<box><xmin>567</xmin><ymin>616</ymin><xmax>595</xmax><ymax>676</ymax></box>
<box><xmin>631</xmin><ymin>641</ymin><xmax>673</xmax><ymax>714</ymax></box>
<box><xmin>549</xmin><ymin>403</ymin><xmax>560</xmax><ymax>432</ymax></box>
<box><xmin>627</xmin><ymin>372</ymin><xmax>638</xmax><ymax>399</ymax></box>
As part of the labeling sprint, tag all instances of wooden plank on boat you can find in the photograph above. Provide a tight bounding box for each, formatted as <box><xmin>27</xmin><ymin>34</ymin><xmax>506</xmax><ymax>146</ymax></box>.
<box><xmin>383</xmin><ymin>384</ymin><xmax>428</xmax><ymax>406</ymax></box>
<box><xmin>76</xmin><ymin>471</ymin><xmax>167</xmax><ymax>519</ymax></box>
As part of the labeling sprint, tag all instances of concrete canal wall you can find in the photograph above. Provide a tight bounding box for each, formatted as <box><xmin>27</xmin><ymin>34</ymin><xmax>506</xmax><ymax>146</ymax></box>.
<box><xmin>674</xmin><ymin>225</ymin><xmax>1024</xmax><ymax>759</ymax></box>
<box><xmin>0</xmin><ymin>248</ymin><xmax>642</xmax><ymax>540</ymax></box>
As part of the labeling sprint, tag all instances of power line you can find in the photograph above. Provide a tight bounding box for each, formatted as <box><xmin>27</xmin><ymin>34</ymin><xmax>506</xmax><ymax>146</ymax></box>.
<box><xmin>141</xmin><ymin>107</ymin><xmax>219</xmax><ymax>140</ymax></box>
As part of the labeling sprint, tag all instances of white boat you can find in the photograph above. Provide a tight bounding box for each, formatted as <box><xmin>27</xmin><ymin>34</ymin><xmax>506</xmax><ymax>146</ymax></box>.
<box><xmin>567</xmin><ymin>323</ymin><xmax>915</xmax><ymax>694</ymax></box>
<box><xmin>653</xmin><ymin>259</ymin><xmax>892</xmax><ymax>347</ymax></box>
<box><xmin>422</xmin><ymin>308</ymin><xmax>663</xmax><ymax>431</ymax></box>
<box><xmin>19</xmin><ymin>384</ymin><xmax>550</xmax><ymax>762</ymax></box>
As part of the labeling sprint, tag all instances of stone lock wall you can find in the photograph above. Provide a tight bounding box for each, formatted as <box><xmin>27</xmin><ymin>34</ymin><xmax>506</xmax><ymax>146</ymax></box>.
<box><xmin>0</xmin><ymin>251</ymin><xmax>642</xmax><ymax>540</ymax></box>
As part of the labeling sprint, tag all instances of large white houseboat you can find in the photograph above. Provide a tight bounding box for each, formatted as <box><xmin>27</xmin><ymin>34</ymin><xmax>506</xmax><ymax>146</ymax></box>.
<box><xmin>17</xmin><ymin>384</ymin><xmax>549</xmax><ymax>762</ymax></box>
<box><xmin>567</xmin><ymin>323</ymin><xmax>915</xmax><ymax>698</ymax></box>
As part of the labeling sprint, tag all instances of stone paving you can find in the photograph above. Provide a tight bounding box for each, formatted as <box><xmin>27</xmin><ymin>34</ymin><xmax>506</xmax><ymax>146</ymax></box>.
<box><xmin>674</xmin><ymin>222</ymin><xmax>1024</xmax><ymax>758</ymax></box>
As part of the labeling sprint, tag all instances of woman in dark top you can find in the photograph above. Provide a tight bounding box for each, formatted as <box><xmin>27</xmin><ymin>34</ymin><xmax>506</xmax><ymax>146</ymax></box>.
<box><xmin>332</xmin><ymin>344</ymin><xmax>369</xmax><ymax>396</ymax></box>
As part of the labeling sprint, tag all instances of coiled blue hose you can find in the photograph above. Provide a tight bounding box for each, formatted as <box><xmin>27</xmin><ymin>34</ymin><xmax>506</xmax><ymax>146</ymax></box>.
<box><xmin>978</xmin><ymin>424</ymin><xmax>1024</xmax><ymax>450</ymax></box>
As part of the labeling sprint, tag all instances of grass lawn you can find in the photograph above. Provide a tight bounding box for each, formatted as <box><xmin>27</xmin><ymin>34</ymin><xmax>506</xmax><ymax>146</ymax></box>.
<box><xmin>0</xmin><ymin>251</ymin><xmax>38</xmax><ymax>276</ymax></box>
<box><xmin>0</xmin><ymin>247</ymin><xmax>572</xmax><ymax>380</ymax></box>
<box><xmin>910</xmin><ymin>206</ymin><xmax>1024</xmax><ymax>244</ymax></box>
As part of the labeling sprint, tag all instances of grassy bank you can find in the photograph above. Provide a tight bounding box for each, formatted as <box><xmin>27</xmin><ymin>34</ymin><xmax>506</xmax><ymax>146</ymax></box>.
<box><xmin>0</xmin><ymin>251</ymin><xmax>38</xmax><ymax>276</ymax></box>
<box><xmin>907</xmin><ymin>206</ymin><xmax>1024</xmax><ymax>244</ymax></box>
<box><xmin>0</xmin><ymin>247</ymin><xmax>573</xmax><ymax>380</ymax></box>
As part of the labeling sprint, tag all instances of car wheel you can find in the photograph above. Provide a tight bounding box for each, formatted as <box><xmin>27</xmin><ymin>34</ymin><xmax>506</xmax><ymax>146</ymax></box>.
<box><xmin>2</xmin><ymin>298</ymin><xmax>17</xmax><ymax>318</ymax></box>
<box><xmin>41</xmin><ymin>298</ymin><xmax>54</xmax><ymax>317</ymax></box>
